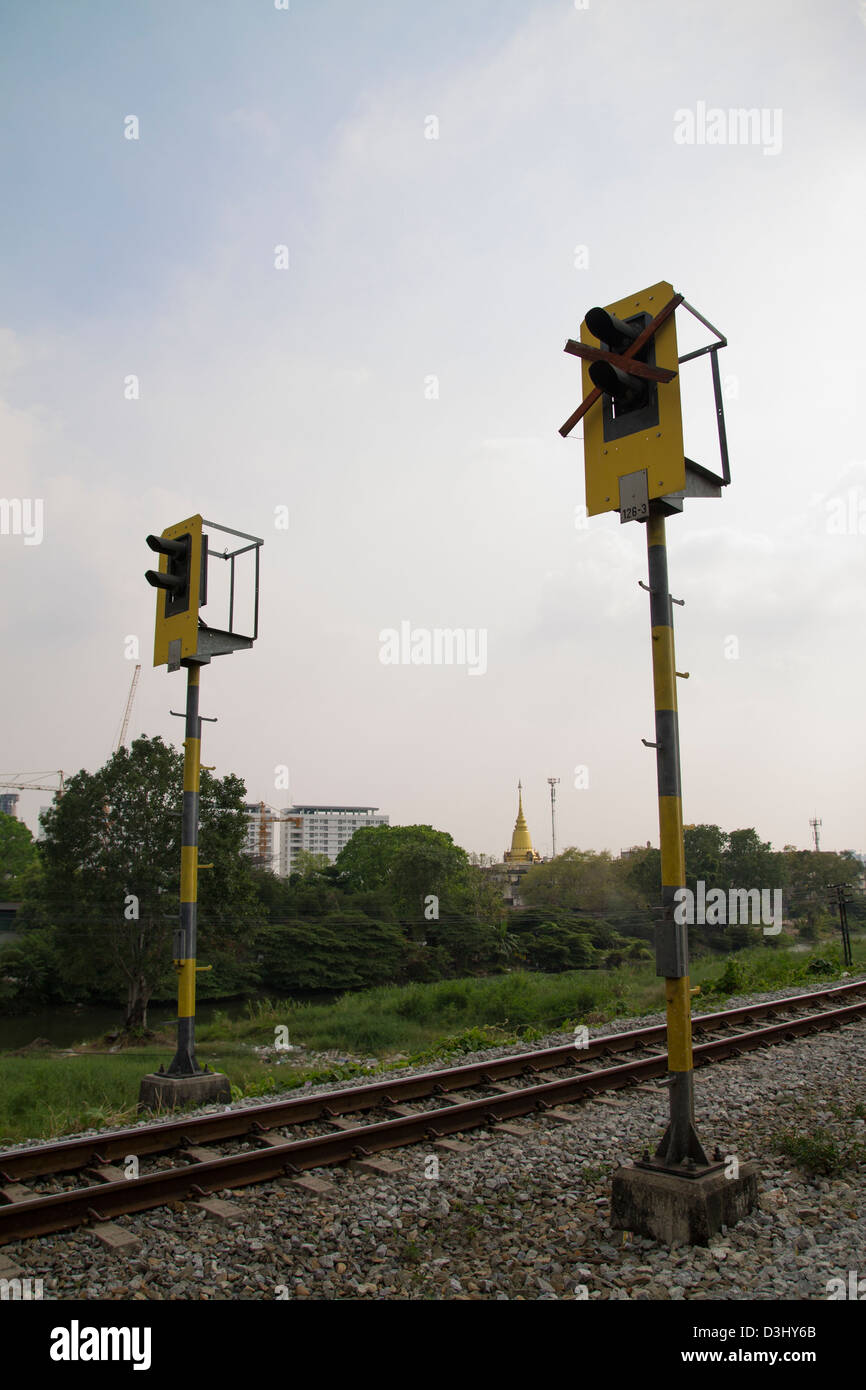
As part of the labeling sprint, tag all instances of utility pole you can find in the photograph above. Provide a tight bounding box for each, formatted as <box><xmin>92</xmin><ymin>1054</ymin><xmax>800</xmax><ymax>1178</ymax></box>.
<box><xmin>830</xmin><ymin>883</ymin><xmax>853</xmax><ymax>968</ymax></box>
<box><xmin>547</xmin><ymin>777</ymin><xmax>560</xmax><ymax>858</ymax></box>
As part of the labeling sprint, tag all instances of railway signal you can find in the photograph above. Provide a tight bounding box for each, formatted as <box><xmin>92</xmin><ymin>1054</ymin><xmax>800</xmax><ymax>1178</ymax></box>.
<box><xmin>557</xmin><ymin>283</ymin><xmax>755</xmax><ymax>1244</ymax></box>
<box><xmin>140</xmin><ymin>515</ymin><xmax>263</xmax><ymax>1113</ymax></box>
<box><xmin>561</xmin><ymin>281</ymin><xmax>686</xmax><ymax>521</ymax></box>
<box><xmin>145</xmin><ymin>515</ymin><xmax>207</xmax><ymax>668</ymax></box>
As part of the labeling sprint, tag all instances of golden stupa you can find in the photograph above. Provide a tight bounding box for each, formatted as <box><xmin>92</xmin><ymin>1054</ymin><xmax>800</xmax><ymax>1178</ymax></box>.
<box><xmin>503</xmin><ymin>781</ymin><xmax>542</xmax><ymax>864</ymax></box>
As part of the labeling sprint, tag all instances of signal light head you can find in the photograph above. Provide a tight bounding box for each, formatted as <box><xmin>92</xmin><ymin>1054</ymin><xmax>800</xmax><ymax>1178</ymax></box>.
<box><xmin>145</xmin><ymin>568</ymin><xmax>184</xmax><ymax>593</ymax></box>
<box><xmin>144</xmin><ymin>531</ymin><xmax>193</xmax><ymax>615</ymax></box>
<box><xmin>585</xmin><ymin>307</ymin><xmax>640</xmax><ymax>355</ymax></box>
<box><xmin>588</xmin><ymin>359</ymin><xmax>648</xmax><ymax>411</ymax></box>
<box><xmin>146</xmin><ymin>533</ymin><xmax>188</xmax><ymax>560</ymax></box>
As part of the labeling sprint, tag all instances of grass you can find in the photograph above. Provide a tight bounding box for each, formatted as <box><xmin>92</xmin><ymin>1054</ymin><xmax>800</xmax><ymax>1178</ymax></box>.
<box><xmin>2</xmin><ymin>941</ymin><xmax>863</xmax><ymax>1146</ymax></box>
<box><xmin>194</xmin><ymin>969</ymin><xmax>637</xmax><ymax>1055</ymax></box>
<box><xmin>0</xmin><ymin>1042</ymin><xmax>295</xmax><ymax>1146</ymax></box>
<box><xmin>772</xmin><ymin>1125</ymin><xmax>866</xmax><ymax>1177</ymax></box>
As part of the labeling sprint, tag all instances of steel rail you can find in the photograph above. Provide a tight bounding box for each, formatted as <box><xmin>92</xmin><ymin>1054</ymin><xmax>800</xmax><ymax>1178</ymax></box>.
<box><xmin>1</xmin><ymin>978</ymin><xmax>864</xmax><ymax>1184</ymax></box>
<box><xmin>0</xmin><ymin>994</ymin><xmax>864</xmax><ymax>1246</ymax></box>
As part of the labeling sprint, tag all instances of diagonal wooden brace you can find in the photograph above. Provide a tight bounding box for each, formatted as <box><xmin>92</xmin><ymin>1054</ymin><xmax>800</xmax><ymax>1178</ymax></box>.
<box><xmin>559</xmin><ymin>292</ymin><xmax>684</xmax><ymax>438</ymax></box>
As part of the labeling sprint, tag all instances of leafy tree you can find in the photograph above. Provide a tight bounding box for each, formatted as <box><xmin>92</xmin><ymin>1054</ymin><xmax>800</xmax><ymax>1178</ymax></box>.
<box><xmin>336</xmin><ymin>825</ymin><xmax>471</xmax><ymax>925</ymax></box>
<box><xmin>507</xmin><ymin>915</ymin><xmax>596</xmax><ymax>972</ymax></box>
<box><xmin>723</xmin><ymin>828</ymin><xmax>780</xmax><ymax>894</ymax></box>
<box><xmin>0</xmin><ymin>814</ymin><xmax>39</xmax><ymax>897</ymax></box>
<box><xmin>292</xmin><ymin>850</ymin><xmax>331</xmax><ymax>877</ymax></box>
<box><xmin>624</xmin><ymin>845</ymin><xmax>661</xmax><ymax>908</ymax></box>
<box><xmin>683</xmin><ymin>825</ymin><xmax>726</xmax><ymax>893</ymax></box>
<box><xmin>776</xmin><ymin>848</ymin><xmax>859</xmax><ymax>929</ymax></box>
<box><xmin>23</xmin><ymin>735</ymin><xmax>263</xmax><ymax>1032</ymax></box>
<box><xmin>520</xmin><ymin>848</ymin><xmax>642</xmax><ymax>917</ymax></box>
<box><xmin>0</xmin><ymin>926</ymin><xmax>68</xmax><ymax>1011</ymax></box>
<box><xmin>258</xmin><ymin>914</ymin><xmax>407</xmax><ymax>991</ymax></box>
<box><xmin>424</xmin><ymin>913</ymin><xmax>510</xmax><ymax>976</ymax></box>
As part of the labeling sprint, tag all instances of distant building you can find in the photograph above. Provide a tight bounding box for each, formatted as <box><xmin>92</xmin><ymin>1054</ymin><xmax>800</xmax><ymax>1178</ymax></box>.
<box><xmin>0</xmin><ymin>794</ymin><xmax>19</xmax><ymax>818</ymax></box>
<box><xmin>278</xmin><ymin>805</ymin><xmax>389</xmax><ymax>877</ymax></box>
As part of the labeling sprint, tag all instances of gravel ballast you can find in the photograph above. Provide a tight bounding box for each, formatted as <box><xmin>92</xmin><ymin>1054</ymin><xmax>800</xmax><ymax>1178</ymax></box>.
<box><xmin>2</xmin><ymin>980</ymin><xmax>865</xmax><ymax>1301</ymax></box>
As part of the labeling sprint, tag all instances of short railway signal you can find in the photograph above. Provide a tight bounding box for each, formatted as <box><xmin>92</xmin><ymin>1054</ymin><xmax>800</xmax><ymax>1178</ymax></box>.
<box><xmin>556</xmin><ymin>282</ymin><xmax>756</xmax><ymax>1244</ymax></box>
<box><xmin>140</xmin><ymin>514</ymin><xmax>263</xmax><ymax>1114</ymax></box>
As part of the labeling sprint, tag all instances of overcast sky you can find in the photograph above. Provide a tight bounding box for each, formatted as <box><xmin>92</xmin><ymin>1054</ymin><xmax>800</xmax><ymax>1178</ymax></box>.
<box><xmin>1</xmin><ymin>0</ymin><xmax>864</xmax><ymax>861</ymax></box>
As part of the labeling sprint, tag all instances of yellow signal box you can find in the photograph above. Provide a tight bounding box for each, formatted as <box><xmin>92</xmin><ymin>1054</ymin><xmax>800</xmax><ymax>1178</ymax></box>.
<box><xmin>145</xmin><ymin>514</ymin><xmax>206</xmax><ymax>668</ymax></box>
<box><xmin>580</xmin><ymin>281</ymin><xmax>685</xmax><ymax>518</ymax></box>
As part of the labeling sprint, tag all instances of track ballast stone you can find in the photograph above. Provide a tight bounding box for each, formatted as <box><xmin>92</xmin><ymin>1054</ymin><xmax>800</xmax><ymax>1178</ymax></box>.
<box><xmin>3</xmin><ymin>978</ymin><xmax>864</xmax><ymax>1300</ymax></box>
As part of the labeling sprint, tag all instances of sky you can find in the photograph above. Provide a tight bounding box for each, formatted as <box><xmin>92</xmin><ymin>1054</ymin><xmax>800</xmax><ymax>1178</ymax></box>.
<box><xmin>1</xmin><ymin>0</ymin><xmax>864</xmax><ymax>861</ymax></box>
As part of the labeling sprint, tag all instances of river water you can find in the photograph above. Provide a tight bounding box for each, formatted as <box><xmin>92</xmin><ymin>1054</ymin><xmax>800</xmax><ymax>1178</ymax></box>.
<box><xmin>0</xmin><ymin>997</ymin><xmax>260</xmax><ymax>1052</ymax></box>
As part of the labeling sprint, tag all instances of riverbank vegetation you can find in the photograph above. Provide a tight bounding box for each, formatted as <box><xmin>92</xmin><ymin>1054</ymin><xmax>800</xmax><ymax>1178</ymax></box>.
<box><xmin>1</xmin><ymin>942</ymin><xmax>862</xmax><ymax>1146</ymax></box>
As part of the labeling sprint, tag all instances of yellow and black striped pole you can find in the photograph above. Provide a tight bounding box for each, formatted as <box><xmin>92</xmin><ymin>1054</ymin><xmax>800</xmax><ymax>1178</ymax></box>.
<box><xmin>167</xmin><ymin>663</ymin><xmax>202</xmax><ymax>1076</ymax></box>
<box><xmin>646</xmin><ymin>504</ymin><xmax>708</xmax><ymax>1166</ymax></box>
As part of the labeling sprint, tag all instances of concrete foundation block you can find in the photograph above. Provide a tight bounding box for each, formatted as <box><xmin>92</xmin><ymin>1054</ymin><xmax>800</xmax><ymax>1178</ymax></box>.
<box><xmin>138</xmin><ymin>1071</ymin><xmax>232</xmax><ymax>1113</ymax></box>
<box><xmin>611</xmin><ymin>1160</ymin><xmax>759</xmax><ymax>1246</ymax></box>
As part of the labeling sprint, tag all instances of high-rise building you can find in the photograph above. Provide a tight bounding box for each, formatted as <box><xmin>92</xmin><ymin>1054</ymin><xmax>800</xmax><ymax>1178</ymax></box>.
<box><xmin>0</xmin><ymin>793</ymin><xmax>20</xmax><ymax>818</ymax></box>
<box><xmin>278</xmin><ymin>805</ymin><xmax>388</xmax><ymax>877</ymax></box>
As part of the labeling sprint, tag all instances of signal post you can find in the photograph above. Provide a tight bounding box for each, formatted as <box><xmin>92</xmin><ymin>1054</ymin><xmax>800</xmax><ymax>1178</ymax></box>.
<box><xmin>559</xmin><ymin>282</ymin><xmax>758</xmax><ymax>1243</ymax></box>
<box><xmin>139</xmin><ymin>514</ymin><xmax>262</xmax><ymax>1112</ymax></box>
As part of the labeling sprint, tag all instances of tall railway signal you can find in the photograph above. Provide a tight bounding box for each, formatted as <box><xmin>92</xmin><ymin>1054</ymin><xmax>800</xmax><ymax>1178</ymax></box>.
<box><xmin>140</xmin><ymin>515</ymin><xmax>263</xmax><ymax>1112</ymax></box>
<box><xmin>559</xmin><ymin>282</ymin><xmax>755</xmax><ymax>1243</ymax></box>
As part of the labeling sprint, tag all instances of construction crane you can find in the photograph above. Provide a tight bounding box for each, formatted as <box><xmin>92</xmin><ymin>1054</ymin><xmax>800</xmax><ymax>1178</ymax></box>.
<box><xmin>248</xmin><ymin>802</ymin><xmax>288</xmax><ymax>871</ymax></box>
<box><xmin>0</xmin><ymin>771</ymin><xmax>65</xmax><ymax>794</ymax></box>
<box><xmin>115</xmin><ymin>664</ymin><xmax>142</xmax><ymax>754</ymax></box>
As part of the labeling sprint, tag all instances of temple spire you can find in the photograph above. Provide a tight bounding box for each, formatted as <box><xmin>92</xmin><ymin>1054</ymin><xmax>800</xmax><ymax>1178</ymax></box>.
<box><xmin>507</xmin><ymin>780</ymin><xmax>535</xmax><ymax>860</ymax></box>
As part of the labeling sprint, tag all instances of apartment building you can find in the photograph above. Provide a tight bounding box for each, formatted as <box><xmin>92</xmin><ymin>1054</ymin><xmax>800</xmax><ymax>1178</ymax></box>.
<box><xmin>278</xmin><ymin>804</ymin><xmax>388</xmax><ymax>877</ymax></box>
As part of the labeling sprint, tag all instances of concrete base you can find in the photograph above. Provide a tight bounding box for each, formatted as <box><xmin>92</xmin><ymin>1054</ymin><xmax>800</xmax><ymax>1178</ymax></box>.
<box><xmin>138</xmin><ymin>1071</ymin><xmax>232</xmax><ymax>1113</ymax></box>
<box><xmin>611</xmin><ymin>1160</ymin><xmax>759</xmax><ymax>1246</ymax></box>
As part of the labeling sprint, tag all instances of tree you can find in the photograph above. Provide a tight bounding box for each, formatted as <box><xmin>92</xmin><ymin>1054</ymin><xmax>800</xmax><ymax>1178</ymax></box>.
<box><xmin>0</xmin><ymin>814</ymin><xmax>38</xmax><ymax>897</ymax></box>
<box><xmin>258</xmin><ymin>914</ymin><xmax>407</xmax><ymax>992</ymax></box>
<box><xmin>683</xmin><ymin>825</ymin><xmax>726</xmax><ymax>893</ymax></box>
<box><xmin>520</xmin><ymin>848</ymin><xmax>643</xmax><ymax>916</ymax></box>
<box><xmin>336</xmin><ymin>825</ymin><xmax>471</xmax><ymax>925</ymax></box>
<box><xmin>292</xmin><ymin>850</ymin><xmax>331</xmax><ymax>878</ymax></box>
<box><xmin>723</xmin><ymin>828</ymin><xmax>780</xmax><ymax>895</ymax></box>
<box><xmin>25</xmin><ymin>735</ymin><xmax>263</xmax><ymax>1032</ymax></box>
<box><xmin>777</xmin><ymin>848</ymin><xmax>853</xmax><ymax>929</ymax></box>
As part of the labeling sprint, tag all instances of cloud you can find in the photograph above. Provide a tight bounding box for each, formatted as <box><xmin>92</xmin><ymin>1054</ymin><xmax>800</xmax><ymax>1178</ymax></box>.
<box><xmin>225</xmin><ymin>107</ymin><xmax>281</xmax><ymax>155</ymax></box>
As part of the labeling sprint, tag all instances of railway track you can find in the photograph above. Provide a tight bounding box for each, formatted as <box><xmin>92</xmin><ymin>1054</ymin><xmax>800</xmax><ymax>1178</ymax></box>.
<box><xmin>2</xmin><ymin>979</ymin><xmax>865</xmax><ymax>1246</ymax></box>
